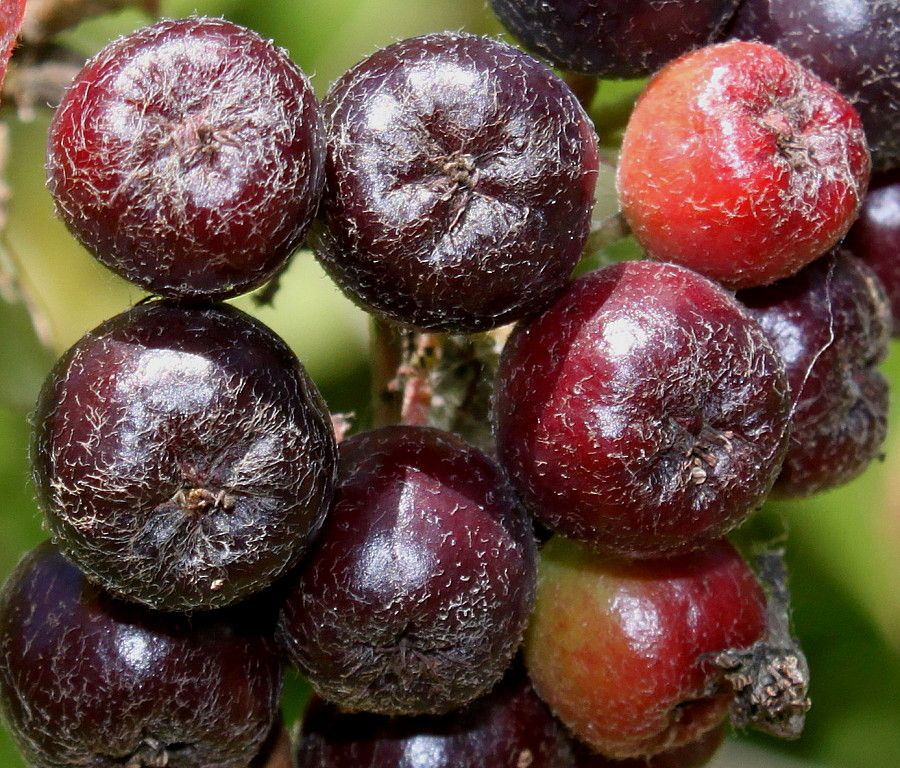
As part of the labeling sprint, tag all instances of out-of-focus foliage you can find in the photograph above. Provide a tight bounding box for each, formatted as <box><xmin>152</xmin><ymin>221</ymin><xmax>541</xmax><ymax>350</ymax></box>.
<box><xmin>1</xmin><ymin>2</ymin><xmax>899</xmax><ymax>767</ymax></box>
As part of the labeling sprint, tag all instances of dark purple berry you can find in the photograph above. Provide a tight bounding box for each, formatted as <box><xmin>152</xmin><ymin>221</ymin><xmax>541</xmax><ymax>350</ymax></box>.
<box><xmin>844</xmin><ymin>170</ymin><xmax>900</xmax><ymax>333</ymax></box>
<box><xmin>489</xmin><ymin>0</ymin><xmax>742</xmax><ymax>78</ymax></box>
<box><xmin>278</xmin><ymin>425</ymin><xmax>537</xmax><ymax>715</ymax></box>
<box><xmin>47</xmin><ymin>17</ymin><xmax>325</xmax><ymax>300</ymax></box>
<box><xmin>31</xmin><ymin>301</ymin><xmax>337</xmax><ymax>611</ymax></box>
<box><xmin>738</xmin><ymin>251</ymin><xmax>891</xmax><ymax>498</ymax></box>
<box><xmin>0</xmin><ymin>541</ymin><xmax>284</xmax><ymax>768</ymax></box>
<box><xmin>728</xmin><ymin>0</ymin><xmax>900</xmax><ymax>171</ymax></box>
<box><xmin>294</xmin><ymin>665</ymin><xmax>575</xmax><ymax>768</ymax></box>
<box><xmin>493</xmin><ymin>260</ymin><xmax>791</xmax><ymax>558</ymax></box>
<box><xmin>312</xmin><ymin>32</ymin><xmax>599</xmax><ymax>332</ymax></box>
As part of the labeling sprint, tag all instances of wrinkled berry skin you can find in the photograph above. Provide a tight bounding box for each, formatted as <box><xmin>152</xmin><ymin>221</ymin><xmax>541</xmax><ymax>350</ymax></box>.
<box><xmin>278</xmin><ymin>425</ymin><xmax>537</xmax><ymax>715</ymax></box>
<box><xmin>729</xmin><ymin>0</ymin><xmax>899</xmax><ymax>171</ymax></box>
<box><xmin>294</xmin><ymin>666</ymin><xmax>574</xmax><ymax>768</ymax></box>
<box><xmin>31</xmin><ymin>301</ymin><xmax>337</xmax><ymax>611</ymax></box>
<box><xmin>738</xmin><ymin>251</ymin><xmax>891</xmax><ymax>498</ymax></box>
<box><xmin>489</xmin><ymin>0</ymin><xmax>741</xmax><ymax>78</ymax></box>
<box><xmin>494</xmin><ymin>261</ymin><xmax>791</xmax><ymax>559</ymax></box>
<box><xmin>0</xmin><ymin>541</ymin><xmax>284</xmax><ymax>768</ymax></box>
<box><xmin>524</xmin><ymin>537</ymin><xmax>766</xmax><ymax>759</ymax></box>
<box><xmin>47</xmin><ymin>17</ymin><xmax>325</xmax><ymax>300</ymax></box>
<box><xmin>312</xmin><ymin>32</ymin><xmax>598</xmax><ymax>332</ymax></box>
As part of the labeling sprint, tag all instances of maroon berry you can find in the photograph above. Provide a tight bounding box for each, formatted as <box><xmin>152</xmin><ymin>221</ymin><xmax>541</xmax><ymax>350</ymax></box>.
<box><xmin>278</xmin><ymin>425</ymin><xmax>537</xmax><ymax>715</ymax></box>
<box><xmin>46</xmin><ymin>17</ymin><xmax>325</xmax><ymax>300</ymax></box>
<box><xmin>312</xmin><ymin>32</ymin><xmax>599</xmax><ymax>332</ymax></box>
<box><xmin>294</xmin><ymin>665</ymin><xmax>575</xmax><ymax>768</ymax></box>
<box><xmin>524</xmin><ymin>537</ymin><xmax>766</xmax><ymax>758</ymax></box>
<box><xmin>0</xmin><ymin>541</ymin><xmax>284</xmax><ymax>768</ymax></box>
<box><xmin>728</xmin><ymin>0</ymin><xmax>900</xmax><ymax>171</ymax></box>
<box><xmin>489</xmin><ymin>0</ymin><xmax>741</xmax><ymax>78</ymax></box>
<box><xmin>493</xmin><ymin>260</ymin><xmax>791</xmax><ymax>558</ymax></box>
<box><xmin>845</xmin><ymin>170</ymin><xmax>900</xmax><ymax>334</ymax></box>
<box><xmin>31</xmin><ymin>301</ymin><xmax>337</xmax><ymax>611</ymax></box>
<box><xmin>738</xmin><ymin>251</ymin><xmax>891</xmax><ymax>497</ymax></box>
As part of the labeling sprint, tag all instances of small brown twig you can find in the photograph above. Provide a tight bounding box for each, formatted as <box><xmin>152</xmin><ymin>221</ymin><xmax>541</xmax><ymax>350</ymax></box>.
<box><xmin>563</xmin><ymin>71</ymin><xmax>599</xmax><ymax>112</ymax></box>
<box><xmin>369</xmin><ymin>318</ymin><xmax>505</xmax><ymax>446</ymax></box>
<box><xmin>711</xmin><ymin>545</ymin><xmax>812</xmax><ymax>740</ymax></box>
<box><xmin>20</xmin><ymin>0</ymin><xmax>159</xmax><ymax>46</ymax></box>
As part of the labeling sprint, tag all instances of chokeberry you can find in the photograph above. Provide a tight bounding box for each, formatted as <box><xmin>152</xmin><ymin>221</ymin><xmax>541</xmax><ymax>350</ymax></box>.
<box><xmin>294</xmin><ymin>664</ymin><xmax>574</xmax><ymax>768</ymax></box>
<box><xmin>738</xmin><ymin>250</ymin><xmax>891</xmax><ymax>498</ymax></box>
<box><xmin>312</xmin><ymin>32</ymin><xmax>598</xmax><ymax>332</ymax></box>
<box><xmin>278</xmin><ymin>425</ymin><xmax>537</xmax><ymax>715</ymax></box>
<box><xmin>0</xmin><ymin>541</ymin><xmax>284</xmax><ymax>768</ymax></box>
<box><xmin>489</xmin><ymin>0</ymin><xmax>741</xmax><ymax>78</ymax></box>
<box><xmin>31</xmin><ymin>301</ymin><xmax>337</xmax><ymax>611</ymax></box>
<box><xmin>493</xmin><ymin>260</ymin><xmax>791</xmax><ymax>558</ymax></box>
<box><xmin>524</xmin><ymin>537</ymin><xmax>766</xmax><ymax>759</ymax></box>
<box><xmin>46</xmin><ymin>16</ymin><xmax>326</xmax><ymax>300</ymax></box>
<box><xmin>616</xmin><ymin>40</ymin><xmax>871</xmax><ymax>289</ymax></box>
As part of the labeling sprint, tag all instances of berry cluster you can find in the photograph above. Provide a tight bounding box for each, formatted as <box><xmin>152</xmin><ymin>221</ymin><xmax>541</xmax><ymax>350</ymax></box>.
<box><xmin>0</xmin><ymin>2</ymin><xmax>896</xmax><ymax>767</ymax></box>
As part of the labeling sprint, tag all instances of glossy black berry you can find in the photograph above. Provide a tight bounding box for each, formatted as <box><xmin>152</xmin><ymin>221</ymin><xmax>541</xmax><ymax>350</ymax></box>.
<box><xmin>31</xmin><ymin>301</ymin><xmax>337</xmax><ymax>611</ymax></box>
<box><xmin>489</xmin><ymin>0</ymin><xmax>741</xmax><ymax>78</ymax></box>
<box><xmin>312</xmin><ymin>32</ymin><xmax>599</xmax><ymax>332</ymax></box>
<box><xmin>0</xmin><ymin>541</ymin><xmax>284</xmax><ymax>768</ymax></box>
<box><xmin>278</xmin><ymin>425</ymin><xmax>537</xmax><ymax>715</ymax></box>
<box><xmin>47</xmin><ymin>17</ymin><xmax>326</xmax><ymax>300</ymax></box>
<box><xmin>294</xmin><ymin>665</ymin><xmax>575</xmax><ymax>768</ymax></box>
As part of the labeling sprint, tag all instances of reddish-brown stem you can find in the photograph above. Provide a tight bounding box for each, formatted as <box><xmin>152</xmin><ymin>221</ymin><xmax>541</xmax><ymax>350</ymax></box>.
<box><xmin>563</xmin><ymin>71</ymin><xmax>599</xmax><ymax>112</ymax></box>
<box><xmin>370</xmin><ymin>317</ymin><xmax>404</xmax><ymax>428</ymax></box>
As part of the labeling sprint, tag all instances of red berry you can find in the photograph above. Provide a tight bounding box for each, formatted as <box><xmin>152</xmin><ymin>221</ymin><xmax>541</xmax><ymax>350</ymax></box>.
<box><xmin>617</xmin><ymin>40</ymin><xmax>870</xmax><ymax>289</ymax></box>
<box><xmin>523</xmin><ymin>537</ymin><xmax>766</xmax><ymax>759</ymax></box>
<box><xmin>493</xmin><ymin>260</ymin><xmax>791</xmax><ymax>559</ymax></box>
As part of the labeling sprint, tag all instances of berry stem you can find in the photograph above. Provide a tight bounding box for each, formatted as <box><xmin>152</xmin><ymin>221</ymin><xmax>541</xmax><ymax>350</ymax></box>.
<box><xmin>563</xmin><ymin>71</ymin><xmax>598</xmax><ymax>111</ymax></box>
<box><xmin>370</xmin><ymin>317</ymin><xmax>404</xmax><ymax>428</ymax></box>
<box><xmin>712</xmin><ymin>546</ymin><xmax>811</xmax><ymax>739</ymax></box>
<box><xmin>20</xmin><ymin>0</ymin><xmax>158</xmax><ymax>45</ymax></box>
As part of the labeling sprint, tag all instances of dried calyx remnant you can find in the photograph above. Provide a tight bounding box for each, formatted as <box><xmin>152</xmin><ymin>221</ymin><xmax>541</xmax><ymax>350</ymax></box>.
<box><xmin>713</xmin><ymin>546</ymin><xmax>811</xmax><ymax>739</ymax></box>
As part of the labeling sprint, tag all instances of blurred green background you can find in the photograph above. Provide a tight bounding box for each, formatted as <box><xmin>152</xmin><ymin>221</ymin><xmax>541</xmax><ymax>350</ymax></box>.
<box><xmin>1</xmin><ymin>1</ymin><xmax>899</xmax><ymax>766</ymax></box>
